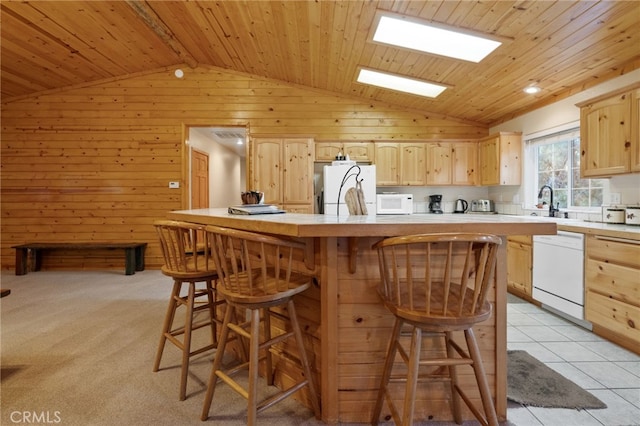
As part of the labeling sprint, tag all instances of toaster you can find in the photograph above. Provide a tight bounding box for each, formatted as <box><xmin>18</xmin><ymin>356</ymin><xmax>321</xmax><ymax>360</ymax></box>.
<box><xmin>471</xmin><ymin>199</ymin><xmax>495</xmax><ymax>212</ymax></box>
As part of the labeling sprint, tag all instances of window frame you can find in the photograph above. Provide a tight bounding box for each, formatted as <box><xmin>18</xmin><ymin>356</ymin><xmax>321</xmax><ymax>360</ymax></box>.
<box><xmin>524</xmin><ymin>123</ymin><xmax>607</xmax><ymax>212</ymax></box>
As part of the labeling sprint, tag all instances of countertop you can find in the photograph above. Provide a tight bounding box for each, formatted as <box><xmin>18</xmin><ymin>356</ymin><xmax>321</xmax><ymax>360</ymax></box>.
<box><xmin>500</xmin><ymin>215</ymin><xmax>640</xmax><ymax>241</ymax></box>
<box><xmin>167</xmin><ymin>208</ymin><xmax>557</xmax><ymax>238</ymax></box>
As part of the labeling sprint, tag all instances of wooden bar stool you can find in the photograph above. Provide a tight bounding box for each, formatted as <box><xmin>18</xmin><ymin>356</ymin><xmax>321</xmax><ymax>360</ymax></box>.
<box><xmin>153</xmin><ymin>220</ymin><xmax>223</xmax><ymax>401</ymax></box>
<box><xmin>371</xmin><ymin>233</ymin><xmax>501</xmax><ymax>426</ymax></box>
<box><xmin>200</xmin><ymin>225</ymin><xmax>320</xmax><ymax>425</ymax></box>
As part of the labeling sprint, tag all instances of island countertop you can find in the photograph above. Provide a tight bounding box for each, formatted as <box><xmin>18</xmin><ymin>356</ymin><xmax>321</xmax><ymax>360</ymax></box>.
<box><xmin>166</xmin><ymin>208</ymin><xmax>557</xmax><ymax>424</ymax></box>
<box><xmin>167</xmin><ymin>208</ymin><xmax>558</xmax><ymax>238</ymax></box>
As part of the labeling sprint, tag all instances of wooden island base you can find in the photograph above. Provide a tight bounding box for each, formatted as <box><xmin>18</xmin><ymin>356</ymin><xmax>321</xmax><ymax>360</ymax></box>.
<box><xmin>167</xmin><ymin>209</ymin><xmax>556</xmax><ymax>423</ymax></box>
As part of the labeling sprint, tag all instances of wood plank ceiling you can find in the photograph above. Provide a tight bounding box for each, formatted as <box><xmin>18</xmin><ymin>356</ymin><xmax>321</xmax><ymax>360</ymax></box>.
<box><xmin>2</xmin><ymin>0</ymin><xmax>639</xmax><ymax>126</ymax></box>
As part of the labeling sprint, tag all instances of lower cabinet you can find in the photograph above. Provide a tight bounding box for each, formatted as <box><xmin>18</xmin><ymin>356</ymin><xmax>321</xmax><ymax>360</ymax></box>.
<box><xmin>506</xmin><ymin>235</ymin><xmax>533</xmax><ymax>301</ymax></box>
<box><xmin>585</xmin><ymin>234</ymin><xmax>640</xmax><ymax>354</ymax></box>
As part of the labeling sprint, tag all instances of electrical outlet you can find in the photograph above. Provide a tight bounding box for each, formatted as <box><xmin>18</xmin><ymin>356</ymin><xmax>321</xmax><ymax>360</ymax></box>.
<box><xmin>610</xmin><ymin>192</ymin><xmax>621</xmax><ymax>204</ymax></box>
<box><xmin>169</xmin><ymin>181</ymin><xmax>180</xmax><ymax>189</ymax></box>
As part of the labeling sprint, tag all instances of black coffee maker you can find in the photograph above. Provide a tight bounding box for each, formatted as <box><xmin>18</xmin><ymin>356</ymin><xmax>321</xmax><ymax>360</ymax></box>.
<box><xmin>428</xmin><ymin>194</ymin><xmax>443</xmax><ymax>214</ymax></box>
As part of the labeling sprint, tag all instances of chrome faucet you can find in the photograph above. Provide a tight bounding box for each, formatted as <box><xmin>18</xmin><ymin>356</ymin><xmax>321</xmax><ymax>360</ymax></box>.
<box><xmin>538</xmin><ymin>185</ymin><xmax>559</xmax><ymax>217</ymax></box>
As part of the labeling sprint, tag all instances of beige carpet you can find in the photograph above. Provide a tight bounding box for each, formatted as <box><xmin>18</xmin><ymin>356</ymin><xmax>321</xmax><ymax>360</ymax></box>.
<box><xmin>1</xmin><ymin>270</ymin><xmax>514</xmax><ymax>425</ymax></box>
<box><xmin>1</xmin><ymin>270</ymin><xmax>323</xmax><ymax>426</ymax></box>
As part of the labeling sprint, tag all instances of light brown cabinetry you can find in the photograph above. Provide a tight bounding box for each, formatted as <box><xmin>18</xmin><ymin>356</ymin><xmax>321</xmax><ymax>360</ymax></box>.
<box><xmin>578</xmin><ymin>89</ymin><xmax>633</xmax><ymax>177</ymax></box>
<box><xmin>478</xmin><ymin>132</ymin><xmax>522</xmax><ymax>185</ymax></box>
<box><xmin>315</xmin><ymin>142</ymin><xmax>374</xmax><ymax>162</ymax></box>
<box><xmin>374</xmin><ymin>143</ymin><xmax>400</xmax><ymax>186</ymax></box>
<box><xmin>250</xmin><ymin>138</ymin><xmax>314</xmax><ymax>212</ymax></box>
<box><xmin>399</xmin><ymin>143</ymin><xmax>425</xmax><ymax>185</ymax></box>
<box><xmin>425</xmin><ymin>142</ymin><xmax>452</xmax><ymax>185</ymax></box>
<box><xmin>585</xmin><ymin>234</ymin><xmax>640</xmax><ymax>354</ymax></box>
<box><xmin>631</xmin><ymin>87</ymin><xmax>640</xmax><ymax>172</ymax></box>
<box><xmin>375</xmin><ymin>143</ymin><xmax>426</xmax><ymax>186</ymax></box>
<box><xmin>506</xmin><ymin>235</ymin><xmax>533</xmax><ymax>301</ymax></box>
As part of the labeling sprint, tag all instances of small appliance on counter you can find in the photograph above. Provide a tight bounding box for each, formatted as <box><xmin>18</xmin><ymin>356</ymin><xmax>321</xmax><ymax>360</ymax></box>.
<box><xmin>453</xmin><ymin>198</ymin><xmax>468</xmax><ymax>214</ymax></box>
<box><xmin>626</xmin><ymin>206</ymin><xmax>640</xmax><ymax>225</ymax></box>
<box><xmin>376</xmin><ymin>193</ymin><xmax>413</xmax><ymax>215</ymax></box>
<box><xmin>428</xmin><ymin>194</ymin><xmax>443</xmax><ymax>214</ymax></box>
<box><xmin>470</xmin><ymin>199</ymin><xmax>495</xmax><ymax>213</ymax></box>
<box><xmin>602</xmin><ymin>206</ymin><xmax>625</xmax><ymax>224</ymax></box>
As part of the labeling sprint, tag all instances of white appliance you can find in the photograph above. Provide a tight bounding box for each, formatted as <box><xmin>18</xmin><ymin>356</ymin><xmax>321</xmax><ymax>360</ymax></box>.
<box><xmin>323</xmin><ymin>164</ymin><xmax>376</xmax><ymax>216</ymax></box>
<box><xmin>376</xmin><ymin>194</ymin><xmax>413</xmax><ymax>215</ymax></box>
<box><xmin>532</xmin><ymin>231</ymin><xmax>588</xmax><ymax>326</ymax></box>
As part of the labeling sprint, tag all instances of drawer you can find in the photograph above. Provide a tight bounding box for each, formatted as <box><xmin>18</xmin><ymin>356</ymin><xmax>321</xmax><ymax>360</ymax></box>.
<box><xmin>585</xmin><ymin>258</ymin><xmax>640</xmax><ymax>305</ymax></box>
<box><xmin>586</xmin><ymin>290</ymin><xmax>640</xmax><ymax>345</ymax></box>
<box><xmin>586</xmin><ymin>235</ymin><xmax>640</xmax><ymax>267</ymax></box>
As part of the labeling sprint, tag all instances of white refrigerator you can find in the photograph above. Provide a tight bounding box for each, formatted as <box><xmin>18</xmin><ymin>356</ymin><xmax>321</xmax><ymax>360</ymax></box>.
<box><xmin>323</xmin><ymin>164</ymin><xmax>376</xmax><ymax>216</ymax></box>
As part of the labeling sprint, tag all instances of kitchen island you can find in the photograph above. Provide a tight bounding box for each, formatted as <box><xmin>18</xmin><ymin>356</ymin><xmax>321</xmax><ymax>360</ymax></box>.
<box><xmin>167</xmin><ymin>209</ymin><xmax>556</xmax><ymax>424</ymax></box>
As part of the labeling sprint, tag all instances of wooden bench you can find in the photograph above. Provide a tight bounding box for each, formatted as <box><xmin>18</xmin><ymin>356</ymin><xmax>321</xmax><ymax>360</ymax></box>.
<box><xmin>12</xmin><ymin>242</ymin><xmax>147</xmax><ymax>276</ymax></box>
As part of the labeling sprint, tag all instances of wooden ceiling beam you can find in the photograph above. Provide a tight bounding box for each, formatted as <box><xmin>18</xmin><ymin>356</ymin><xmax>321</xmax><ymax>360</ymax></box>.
<box><xmin>125</xmin><ymin>0</ymin><xmax>198</xmax><ymax>69</ymax></box>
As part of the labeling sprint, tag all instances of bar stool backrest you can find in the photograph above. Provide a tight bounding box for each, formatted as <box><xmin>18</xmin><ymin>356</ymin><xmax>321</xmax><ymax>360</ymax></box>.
<box><xmin>373</xmin><ymin>233</ymin><xmax>501</xmax><ymax>324</ymax></box>
<box><xmin>154</xmin><ymin>220</ymin><xmax>214</xmax><ymax>276</ymax></box>
<box><xmin>205</xmin><ymin>225</ymin><xmax>312</xmax><ymax>303</ymax></box>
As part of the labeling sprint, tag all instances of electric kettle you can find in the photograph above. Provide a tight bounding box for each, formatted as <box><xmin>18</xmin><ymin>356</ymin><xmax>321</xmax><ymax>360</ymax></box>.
<box><xmin>454</xmin><ymin>198</ymin><xmax>468</xmax><ymax>213</ymax></box>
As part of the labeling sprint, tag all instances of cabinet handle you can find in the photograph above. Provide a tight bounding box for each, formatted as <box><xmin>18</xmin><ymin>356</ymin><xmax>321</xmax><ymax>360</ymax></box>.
<box><xmin>594</xmin><ymin>235</ymin><xmax>640</xmax><ymax>245</ymax></box>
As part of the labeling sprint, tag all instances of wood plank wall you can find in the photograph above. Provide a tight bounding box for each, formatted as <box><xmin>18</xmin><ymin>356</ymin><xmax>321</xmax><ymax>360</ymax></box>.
<box><xmin>1</xmin><ymin>65</ymin><xmax>487</xmax><ymax>272</ymax></box>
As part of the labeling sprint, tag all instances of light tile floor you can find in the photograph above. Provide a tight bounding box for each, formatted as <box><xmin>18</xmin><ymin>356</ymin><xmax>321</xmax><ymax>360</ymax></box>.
<box><xmin>506</xmin><ymin>294</ymin><xmax>640</xmax><ymax>426</ymax></box>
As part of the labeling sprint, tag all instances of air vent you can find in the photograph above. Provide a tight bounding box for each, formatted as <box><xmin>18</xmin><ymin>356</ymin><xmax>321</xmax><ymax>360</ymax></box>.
<box><xmin>213</xmin><ymin>131</ymin><xmax>245</xmax><ymax>140</ymax></box>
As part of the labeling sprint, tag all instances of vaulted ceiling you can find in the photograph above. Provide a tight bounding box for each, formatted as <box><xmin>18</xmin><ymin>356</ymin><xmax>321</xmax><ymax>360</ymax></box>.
<box><xmin>2</xmin><ymin>1</ymin><xmax>639</xmax><ymax>126</ymax></box>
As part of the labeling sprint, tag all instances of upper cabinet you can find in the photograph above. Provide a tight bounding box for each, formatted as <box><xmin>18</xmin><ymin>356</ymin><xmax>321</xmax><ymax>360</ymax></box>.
<box><xmin>250</xmin><ymin>138</ymin><xmax>314</xmax><ymax>212</ymax></box>
<box><xmin>375</xmin><ymin>143</ymin><xmax>400</xmax><ymax>186</ymax></box>
<box><xmin>400</xmin><ymin>144</ymin><xmax>426</xmax><ymax>186</ymax></box>
<box><xmin>578</xmin><ymin>89</ymin><xmax>632</xmax><ymax>177</ymax></box>
<box><xmin>315</xmin><ymin>142</ymin><xmax>374</xmax><ymax>162</ymax></box>
<box><xmin>478</xmin><ymin>132</ymin><xmax>522</xmax><ymax>185</ymax></box>
<box><xmin>631</xmin><ymin>87</ymin><xmax>640</xmax><ymax>172</ymax></box>
<box><xmin>426</xmin><ymin>141</ymin><xmax>477</xmax><ymax>186</ymax></box>
<box><xmin>375</xmin><ymin>143</ymin><xmax>425</xmax><ymax>186</ymax></box>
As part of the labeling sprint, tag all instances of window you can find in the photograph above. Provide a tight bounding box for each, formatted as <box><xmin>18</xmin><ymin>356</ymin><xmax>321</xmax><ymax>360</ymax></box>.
<box><xmin>526</xmin><ymin>127</ymin><xmax>607</xmax><ymax>210</ymax></box>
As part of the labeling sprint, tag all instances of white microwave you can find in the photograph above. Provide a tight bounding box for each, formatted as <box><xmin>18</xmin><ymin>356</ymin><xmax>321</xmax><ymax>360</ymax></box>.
<box><xmin>376</xmin><ymin>194</ymin><xmax>413</xmax><ymax>215</ymax></box>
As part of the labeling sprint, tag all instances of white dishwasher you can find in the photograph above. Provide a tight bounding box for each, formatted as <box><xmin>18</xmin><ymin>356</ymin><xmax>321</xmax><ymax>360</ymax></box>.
<box><xmin>532</xmin><ymin>231</ymin><xmax>586</xmax><ymax>324</ymax></box>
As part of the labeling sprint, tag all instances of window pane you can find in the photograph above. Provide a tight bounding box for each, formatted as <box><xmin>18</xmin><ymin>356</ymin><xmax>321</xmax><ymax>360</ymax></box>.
<box><xmin>530</xmin><ymin>128</ymin><xmax>605</xmax><ymax>210</ymax></box>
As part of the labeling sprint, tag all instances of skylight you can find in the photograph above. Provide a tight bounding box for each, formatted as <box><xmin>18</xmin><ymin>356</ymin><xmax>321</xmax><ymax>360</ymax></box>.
<box><xmin>357</xmin><ymin>68</ymin><xmax>447</xmax><ymax>98</ymax></box>
<box><xmin>373</xmin><ymin>15</ymin><xmax>502</xmax><ymax>63</ymax></box>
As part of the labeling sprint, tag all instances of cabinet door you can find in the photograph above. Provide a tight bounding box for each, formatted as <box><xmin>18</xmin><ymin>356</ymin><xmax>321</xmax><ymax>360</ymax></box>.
<box><xmin>375</xmin><ymin>143</ymin><xmax>400</xmax><ymax>186</ymax></box>
<box><xmin>479</xmin><ymin>137</ymin><xmax>499</xmax><ymax>185</ymax></box>
<box><xmin>631</xmin><ymin>88</ymin><xmax>640</xmax><ymax>172</ymax></box>
<box><xmin>580</xmin><ymin>91</ymin><xmax>631</xmax><ymax>177</ymax></box>
<box><xmin>452</xmin><ymin>142</ymin><xmax>477</xmax><ymax>185</ymax></box>
<box><xmin>400</xmin><ymin>144</ymin><xmax>426</xmax><ymax>185</ymax></box>
<box><xmin>344</xmin><ymin>142</ymin><xmax>374</xmax><ymax>162</ymax></box>
<box><xmin>315</xmin><ymin>143</ymin><xmax>343</xmax><ymax>161</ymax></box>
<box><xmin>507</xmin><ymin>237</ymin><xmax>532</xmax><ymax>298</ymax></box>
<box><xmin>283</xmin><ymin>138</ymin><xmax>314</xmax><ymax>205</ymax></box>
<box><xmin>425</xmin><ymin>142</ymin><xmax>452</xmax><ymax>185</ymax></box>
<box><xmin>251</xmin><ymin>139</ymin><xmax>282</xmax><ymax>204</ymax></box>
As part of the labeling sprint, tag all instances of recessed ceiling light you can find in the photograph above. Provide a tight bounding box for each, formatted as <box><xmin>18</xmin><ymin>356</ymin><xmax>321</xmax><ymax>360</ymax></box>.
<box><xmin>524</xmin><ymin>86</ymin><xmax>541</xmax><ymax>94</ymax></box>
<box><xmin>357</xmin><ymin>68</ymin><xmax>448</xmax><ymax>98</ymax></box>
<box><xmin>373</xmin><ymin>14</ymin><xmax>501</xmax><ymax>63</ymax></box>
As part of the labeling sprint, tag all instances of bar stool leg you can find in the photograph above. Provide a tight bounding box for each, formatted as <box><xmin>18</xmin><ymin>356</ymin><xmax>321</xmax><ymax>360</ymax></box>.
<box><xmin>179</xmin><ymin>283</ymin><xmax>196</xmax><ymax>401</ymax></box>
<box><xmin>263</xmin><ymin>308</ymin><xmax>274</xmax><ymax>386</ymax></box>
<box><xmin>205</xmin><ymin>279</ymin><xmax>217</xmax><ymax>345</ymax></box>
<box><xmin>201</xmin><ymin>305</ymin><xmax>234</xmax><ymax>421</ymax></box>
<box><xmin>247</xmin><ymin>308</ymin><xmax>261</xmax><ymax>426</ymax></box>
<box><xmin>288</xmin><ymin>300</ymin><xmax>321</xmax><ymax>416</ymax></box>
<box><xmin>445</xmin><ymin>331</ymin><xmax>463</xmax><ymax>423</ymax></box>
<box><xmin>465</xmin><ymin>328</ymin><xmax>499</xmax><ymax>426</ymax></box>
<box><xmin>153</xmin><ymin>280</ymin><xmax>180</xmax><ymax>372</ymax></box>
<box><xmin>402</xmin><ymin>326</ymin><xmax>422</xmax><ymax>426</ymax></box>
<box><xmin>372</xmin><ymin>317</ymin><xmax>404</xmax><ymax>425</ymax></box>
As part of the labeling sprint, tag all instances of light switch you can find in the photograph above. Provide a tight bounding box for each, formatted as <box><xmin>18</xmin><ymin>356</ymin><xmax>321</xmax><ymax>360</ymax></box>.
<box><xmin>610</xmin><ymin>192</ymin><xmax>621</xmax><ymax>204</ymax></box>
<box><xmin>169</xmin><ymin>181</ymin><xmax>180</xmax><ymax>189</ymax></box>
